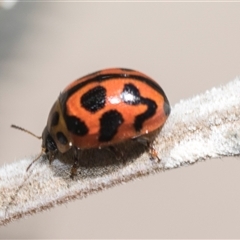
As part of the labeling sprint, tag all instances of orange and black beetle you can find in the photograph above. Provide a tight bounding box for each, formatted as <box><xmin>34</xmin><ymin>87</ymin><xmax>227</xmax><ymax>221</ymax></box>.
<box><xmin>12</xmin><ymin>68</ymin><xmax>171</xmax><ymax>177</ymax></box>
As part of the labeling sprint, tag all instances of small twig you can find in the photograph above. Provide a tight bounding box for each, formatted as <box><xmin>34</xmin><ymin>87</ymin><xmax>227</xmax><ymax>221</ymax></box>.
<box><xmin>0</xmin><ymin>78</ymin><xmax>240</xmax><ymax>226</ymax></box>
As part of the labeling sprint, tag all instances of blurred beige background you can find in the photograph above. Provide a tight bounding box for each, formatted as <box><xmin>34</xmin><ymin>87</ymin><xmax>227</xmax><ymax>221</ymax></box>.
<box><xmin>1</xmin><ymin>2</ymin><xmax>240</xmax><ymax>238</ymax></box>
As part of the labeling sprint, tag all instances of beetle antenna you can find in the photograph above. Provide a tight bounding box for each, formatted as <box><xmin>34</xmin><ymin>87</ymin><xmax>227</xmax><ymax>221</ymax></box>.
<box><xmin>26</xmin><ymin>148</ymin><xmax>45</xmax><ymax>171</ymax></box>
<box><xmin>11</xmin><ymin>124</ymin><xmax>42</xmax><ymax>139</ymax></box>
<box><xmin>11</xmin><ymin>124</ymin><xmax>44</xmax><ymax>171</ymax></box>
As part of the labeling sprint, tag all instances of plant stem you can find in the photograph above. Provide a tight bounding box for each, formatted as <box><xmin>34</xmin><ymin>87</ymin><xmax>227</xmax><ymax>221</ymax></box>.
<box><xmin>1</xmin><ymin>78</ymin><xmax>240</xmax><ymax>226</ymax></box>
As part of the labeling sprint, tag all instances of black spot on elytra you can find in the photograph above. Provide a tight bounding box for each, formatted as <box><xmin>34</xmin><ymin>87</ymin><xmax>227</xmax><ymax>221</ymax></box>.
<box><xmin>99</xmin><ymin>110</ymin><xmax>124</xmax><ymax>142</ymax></box>
<box><xmin>81</xmin><ymin>86</ymin><xmax>106</xmax><ymax>113</ymax></box>
<box><xmin>56</xmin><ymin>132</ymin><xmax>68</xmax><ymax>145</ymax></box>
<box><xmin>51</xmin><ymin>111</ymin><xmax>59</xmax><ymax>127</ymax></box>
<box><xmin>66</xmin><ymin>116</ymin><xmax>89</xmax><ymax>136</ymax></box>
<box><xmin>134</xmin><ymin>98</ymin><xmax>157</xmax><ymax>132</ymax></box>
<box><xmin>121</xmin><ymin>83</ymin><xmax>157</xmax><ymax>132</ymax></box>
<box><xmin>121</xmin><ymin>83</ymin><xmax>141</xmax><ymax>105</ymax></box>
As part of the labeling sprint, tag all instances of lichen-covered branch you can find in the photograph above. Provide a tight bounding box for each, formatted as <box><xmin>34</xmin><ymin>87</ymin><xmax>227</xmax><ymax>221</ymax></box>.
<box><xmin>1</xmin><ymin>78</ymin><xmax>240</xmax><ymax>226</ymax></box>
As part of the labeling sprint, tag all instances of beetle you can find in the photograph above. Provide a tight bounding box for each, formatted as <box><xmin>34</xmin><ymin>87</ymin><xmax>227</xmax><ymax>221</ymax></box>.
<box><xmin>12</xmin><ymin>68</ymin><xmax>170</xmax><ymax>178</ymax></box>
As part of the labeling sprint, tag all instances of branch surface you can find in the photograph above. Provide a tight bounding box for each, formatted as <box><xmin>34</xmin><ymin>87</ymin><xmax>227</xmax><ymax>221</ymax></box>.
<box><xmin>1</xmin><ymin>78</ymin><xmax>240</xmax><ymax>226</ymax></box>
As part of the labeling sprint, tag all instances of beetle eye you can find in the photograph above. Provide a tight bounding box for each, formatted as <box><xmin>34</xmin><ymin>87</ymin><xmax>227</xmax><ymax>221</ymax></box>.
<box><xmin>46</xmin><ymin>134</ymin><xmax>57</xmax><ymax>151</ymax></box>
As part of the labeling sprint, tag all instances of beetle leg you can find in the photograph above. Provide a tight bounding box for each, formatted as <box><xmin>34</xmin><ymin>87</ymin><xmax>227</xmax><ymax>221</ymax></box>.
<box><xmin>135</xmin><ymin>136</ymin><xmax>161</xmax><ymax>162</ymax></box>
<box><xmin>48</xmin><ymin>149</ymin><xmax>57</xmax><ymax>165</ymax></box>
<box><xmin>148</xmin><ymin>143</ymin><xmax>161</xmax><ymax>162</ymax></box>
<box><xmin>70</xmin><ymin>147</ymin><xmax>80</xmax><ymax>179</ymax></box>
